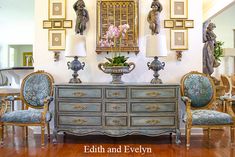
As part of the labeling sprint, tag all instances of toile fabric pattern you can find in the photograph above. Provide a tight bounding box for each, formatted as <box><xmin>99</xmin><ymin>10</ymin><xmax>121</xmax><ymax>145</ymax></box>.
<box><xmin>23</xmin><ymin>74</ymin><xmax>51</xmax><ymax>107</ymax></box>
<box><xmin>1</xmin><ymin>110</ymin><xmax>52</xmax><ymax>123</ymax></box>
<box><xmin>183</xmin><ymin>74</ymin><xmax>213</xmax><ymax>108</ymax></box>
<box><xmin>183</xmin><ymin>110</ymin><xmax>233</xmax><ymax>125</ymax></box>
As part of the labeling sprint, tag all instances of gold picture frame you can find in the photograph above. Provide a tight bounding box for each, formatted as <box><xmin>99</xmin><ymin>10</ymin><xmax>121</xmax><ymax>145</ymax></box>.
<box><xmin>43</xmin><ymin>20</ymin><xmax>52</xmax><ymax>29</ymax></box>
<box><xmin>53</xmin><ymin>21</ymin><xmax>63</xmax><ymax>28</ymax></box>
<box><xmin>49</xmin><ymin>0</ymin><xmax>66</xmax><ymax>19</ymax></box>
<box><xmin>63</xmin><ymin>20</ymin><xmax>73</xmax><ymax>28</ymax></box>
<box><xmin>96</xmin><ymin>0</ymin><xmax>139</xmax><ymax>54</ymax></box>
<box><xmin>23</xmin><ymin>52</ymin><xmax>33</xmax><ymax>66</ymax></box>
<box><xmin>170</xmin><ymin>0</ymin><xmax>188</xmax><ymax>19</ymax></box>
<box><xmin>164</xmin><ymin>20</ymin><xmax>174</xmax><ymax>28</ymax></box>
<box><xmin>170</xmin><ymin>29</ymin><xmax>188</xmax><ymax>50</ymax></box>
<box><xmin>175</xmin><ymin>20</ymin><xmax>184</xmax><ymax>28</ymax></box>
<box><xmin>48</xmin><ymin>29</ymin><xmax>66</xmax><ymax>50</ymax></box>
<box><xmin>184</xmin><ymin>20</ymin><xmax>194</xmax><ymax>28</ymax></box>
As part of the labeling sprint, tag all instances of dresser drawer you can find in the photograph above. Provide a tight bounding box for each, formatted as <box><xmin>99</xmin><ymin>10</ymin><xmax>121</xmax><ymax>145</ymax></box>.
<box><xmin>105</xmin><ymin>116</ymin><xmax>127</xmax><ymax>126</ymax></box>
<box><xmin>58</xmin><ymin>88</ymin><xmax>102</xmax><ymax>98</ymax></box>
<box><xmin>105</xmin><ymin>88</ymin><xmax>127</xmax><ymax>99</ymax></box>
<box><xmin>58</xmin><ymin>115</ymin><xmax>102</xmax><ymax>126</ymax></box>
<box><xmin>131</xmin><ymin>116</ymin><xmax>175</xmax><ymax>126</ymax></box>
<box><xmin>131</xmin><ymin>88</ymin><xmax>176</xmax><ymax>99</ymax></box>
<box><xmin>131</xmin><ymin>102</ymin><xmax>175</xmax><ymax>113</ymax></box>
<box><xmin>105</xmin><ymin>102</ymin><xmax>127</xmax><ymax>113</ymax></box>
<box><xmin>58</xmin><ymin>102</ymin><xmax>102</xmax><ymax>112</ymax></box>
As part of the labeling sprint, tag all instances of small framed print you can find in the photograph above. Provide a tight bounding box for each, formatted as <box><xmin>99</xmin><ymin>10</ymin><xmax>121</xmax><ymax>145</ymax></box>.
<box><xmin>49</xmin><ymin>0</ymin><xmax>66</xmax><ymax>19</ymax></box>
<box><xmin>175</xmin><ymin>20</ymin><xmax>184</xmax><ymax>27</ymax></box>
<box><xmin>53</xmin><ymin>21</ymin><xmax>63</xmax><ymax>28</ymax></box>
<box><xmin>63</xmin><ymin>20</ymin><xmax>72</xmax><ymax>28</ymax></box>
<box><xmin>184</xmin><ymin>20</ymin><xmax>194</xmax><ymax>28</ymax></box>
<box><xmin>170</xmin><ymin>29</ymin><xmax>188</xmax><ymax>50</ymax></box>
<box><xmin>43</xmin><ymin>21</ymin><xmax>52</xmax><ymax>29</ymax></box>
<box><xmin>164</xmin><ymin>20</ymin><xmax>174</xmax><ymax>28</ymax></box>
<box><xmin>48</xmin><ymin>29</ymin><xmax>66</xmax><ymax>50</ymax></box>
<box><xmin>170</xmin><ymin>0</ymin><xmax>188</xmax><ymax>19</ymax></box>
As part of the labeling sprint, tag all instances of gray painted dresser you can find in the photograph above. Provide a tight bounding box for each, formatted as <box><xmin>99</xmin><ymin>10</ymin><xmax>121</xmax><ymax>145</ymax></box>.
<box><xmin>53</xmin><ymin>83</ymin><xmax>181</xmax><ymax>144</ymax></box>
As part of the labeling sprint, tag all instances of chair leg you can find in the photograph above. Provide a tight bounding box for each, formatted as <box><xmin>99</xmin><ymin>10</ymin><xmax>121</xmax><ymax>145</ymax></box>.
<box><xmin>186</xmin><ymin>126</ymin><xmax>191</xmax><ymax>147</ymax></box>
<box><xmin>41</xmin><ymin>125</ymin><xmax>45</xmax><ymax>146</ymax></box>
<box><xmin>47</xmin><ymin>123</ymin><xmax>50</xmax><ymax>139</ymax></box>
<box><xmin>25</xmin><ymin>126</ymin><xmax>28</xmax><ymax>138</ymax></box>
<box><xmin>0</xmin><ymin>124</ymin><xmax>3</xmax><ymax>145</ymax></box>
<box><xmin>231</xmin><ymin>126</ymin><xmax>235</xmax><ymax>144</ymax></box>
<box><xmin>208</xmin><ymin>128</ymin><xmax>211</xmax><ymax>140</ymax></box>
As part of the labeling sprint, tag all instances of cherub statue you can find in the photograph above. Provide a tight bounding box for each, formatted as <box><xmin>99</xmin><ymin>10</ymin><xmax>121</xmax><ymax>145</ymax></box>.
<box><xmin>203</xmin><ymin>23</ymin><xmax>220</xmax><ymax>75</ymax></box>
<box><xmin>73</xmin><ymin>0</ymin><xmax>89</xmax><ymax>35</ymax></box>
<box><xmin>147</xmin><ymin>0</ymin><xmax>163</xmax><ymax>35</ymax></box>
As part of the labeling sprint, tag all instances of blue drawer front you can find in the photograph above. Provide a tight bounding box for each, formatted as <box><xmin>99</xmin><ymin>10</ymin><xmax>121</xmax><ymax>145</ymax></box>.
<box><xmin>58</xmin><ymin>88</ymin><xmax>102</xmax><ymax>98</ymax></box>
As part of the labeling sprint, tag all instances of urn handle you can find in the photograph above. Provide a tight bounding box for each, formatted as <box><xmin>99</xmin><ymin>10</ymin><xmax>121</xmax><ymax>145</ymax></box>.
<box><xmin>128</xmin><ymin>62</ymin><xmax>136</xmax><ymax>73</ymax></box>
<box><xmin>98</xmin><ymin>63</ymin><xmax>109</xmax><ymax>74</ymax></box>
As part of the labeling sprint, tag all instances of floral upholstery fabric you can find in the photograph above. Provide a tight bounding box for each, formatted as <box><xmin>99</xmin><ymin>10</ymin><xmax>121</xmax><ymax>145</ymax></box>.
<box><xmin>23</xmin><ymin>74</ymin><xmax>52</xmax><ymax>107</ymax></box>
<box><xmin>1</xmin><ymin>110</ymin><xmax>52</xmax><ymax>123</ymax></box>
<box><xmin>183</xmin><ymin>74</ymin><xmax>213</xmax><ymax>108</ymax></box>
<box><xmin>184</xmin><ymin>110</ymin><xmax>233</xmax><ymax>125</ymax></box>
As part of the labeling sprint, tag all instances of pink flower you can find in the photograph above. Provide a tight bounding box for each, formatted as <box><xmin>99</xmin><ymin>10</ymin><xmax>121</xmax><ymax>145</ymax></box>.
<box><xmin>99</xmin><ymin>24</ymin><xmax>129</xmax><ymax>47</ymax></box>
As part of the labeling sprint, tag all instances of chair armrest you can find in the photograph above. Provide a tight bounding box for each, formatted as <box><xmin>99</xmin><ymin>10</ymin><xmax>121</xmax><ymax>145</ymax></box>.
<box><xmin>225</xmin><ymin>101</ymin><xmax>235</xmax><ymax>121</ymax></box>
<box><xmin>181</xmin><ymin>96</ymin><xmax>192</xmax><ymax>123</ymax></box>
<box><xmin>42</xmin><ymin>96</ymin><xmax>53</xmax><ymax>122</ymax></box>
<box><xmin>0</xmin><ymin>99</ymin><xmax>9</xmax><ymax>118</ymax></box>
<box><xmin>181</xmin><ymin>96</ymin><xmax>191</xmax><ymax>103</ymax></box>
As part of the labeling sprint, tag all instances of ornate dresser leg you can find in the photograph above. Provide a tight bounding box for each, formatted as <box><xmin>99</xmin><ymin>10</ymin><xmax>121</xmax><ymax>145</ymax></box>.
<box><xmin>176</xmin><ymin>129</ymin><xmax>181</xmax><ymax>144</ymax></box>
<box><xmin>53</xmin><ymin>129</ymin><xmax>58</xmax><ymax>144</ymax></box>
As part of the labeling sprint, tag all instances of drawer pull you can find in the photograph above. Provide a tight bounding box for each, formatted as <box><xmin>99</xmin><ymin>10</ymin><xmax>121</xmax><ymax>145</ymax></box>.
<box><xmin>111</xmin><ymin>92</ymin><xmax>121</xmax><ymax>96</ymax></box>
<box><xmin>74</xmin><ymin>104</ymin><xmax>87</xmax><ymax>110</ymax></box>
<box><xmin>112</xmin><ymin>120</ymin><xmax>121</xmax><ymax>125</ymax></box>
<box><xmin>112</xmin><ymin>105</ymin><xmax>121</xmax><ymax>110</ymax></box>
<box><xmin>73</xmin><ymin>92</ymin><xmax>86</xmax><ymax>97</ymax></box>
<box><xmin>146</xmin><ymin>119</ymin><xmax>160</xmax><ymax>125</ymax></box>
<box><xmin>73</xmin><ymin>119</ymin><xmax>87</xmax><ymax>124</ymax></box>
<box><xmin>146</xmin><ymin>92</ymin><xmax>160</xmax><ymax>97</ymax></box>
<box><xmin>146</xmin><ymin>105</ymin><xmax>160</xmax><ymax>111</ymax></box>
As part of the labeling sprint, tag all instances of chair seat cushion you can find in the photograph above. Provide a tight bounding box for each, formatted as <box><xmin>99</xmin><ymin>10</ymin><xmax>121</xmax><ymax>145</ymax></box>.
<box><xmin>1</xmin><ymin>110</ymin><xmax>52</xmax><ymax>123</ymax></box>
<box><xmin>191</xmin><ymin>110</ymin><xmax>233</xmax><ymax>125</ymax></box>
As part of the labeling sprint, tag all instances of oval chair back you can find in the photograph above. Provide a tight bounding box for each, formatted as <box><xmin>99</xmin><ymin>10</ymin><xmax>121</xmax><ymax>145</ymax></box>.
<box><xmin>180</xmin><ymin>71</ymin><xmax>216</xmax><ymax>109</ymax></box>
<box><xmin>221</xmin><ymin>74</ymin><xmax>232</xmax><ymax>98</ymax></box>
<box><xmin>21</xmin><ymin>71</ymin><xmax>54</xmax><ymax>109</ymax></box>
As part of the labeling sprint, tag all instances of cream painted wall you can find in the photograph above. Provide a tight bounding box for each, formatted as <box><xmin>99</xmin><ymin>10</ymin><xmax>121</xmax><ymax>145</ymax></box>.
<box><xmin>0</xmin><ymin>0</ymin><xmax>34</xmax><ymax>68</ymax></box>
<box><xmin>34</xmin><ymin>0</ymin><xmax>203</xmax><ymax>84</ymax></box>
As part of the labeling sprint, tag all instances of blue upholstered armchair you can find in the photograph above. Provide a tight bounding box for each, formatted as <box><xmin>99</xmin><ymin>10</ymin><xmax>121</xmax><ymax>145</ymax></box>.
<box><xmin>0</xmin><ymin>71</ymin><xmax>54</xmax><ymax>146</ymax></box>
<box><xmin>181</xmin><ymin>71</ymin><xmax>235</xmax><ymax>147</ymax></box>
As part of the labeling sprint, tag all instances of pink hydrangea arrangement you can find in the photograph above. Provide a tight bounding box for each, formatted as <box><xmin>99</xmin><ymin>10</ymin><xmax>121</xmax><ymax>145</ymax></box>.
<box><xmin>99</xmin><ymin>24</ymin><xmax>130</xmax><ymax>47</ymax></box>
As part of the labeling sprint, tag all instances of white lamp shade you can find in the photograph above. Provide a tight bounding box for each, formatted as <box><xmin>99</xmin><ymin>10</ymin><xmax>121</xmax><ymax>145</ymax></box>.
<box><xmin>65</xmin><ymin>35</ymin><xmax>86</xmax><ymax>57</ymax></box>
<box><xmin>146</xmin><ymin>34</ymin><xmax>168</xmax><ymax>57</ymax></box>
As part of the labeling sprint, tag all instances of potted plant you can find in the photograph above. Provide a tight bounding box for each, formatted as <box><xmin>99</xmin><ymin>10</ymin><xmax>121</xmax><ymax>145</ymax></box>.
<box><xmin>214</xmin><ymin>41</ymin><xmax>224</xmax><ymax>66</ymax></box>
<box><xmin>98</xmin><ymin>55</ymin><xmax>135</xmax><ymax>84</ymax></box>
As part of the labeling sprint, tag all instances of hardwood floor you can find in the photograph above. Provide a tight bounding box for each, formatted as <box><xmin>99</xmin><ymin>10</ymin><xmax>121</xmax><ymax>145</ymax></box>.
<box><xmin>0</xmin><ymin>127</ymin><xmax>235</xmax><ymax>157</ymax></box>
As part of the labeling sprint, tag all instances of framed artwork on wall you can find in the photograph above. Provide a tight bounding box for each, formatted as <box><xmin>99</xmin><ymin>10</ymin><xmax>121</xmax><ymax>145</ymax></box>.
<box><xmin>43</xmin><ymin>21</ymin><xmax>52</xmax><ymax>29</ymax></box>
<box><xmin>23</xmin><ymin>52</ymin><xmax>33</xmax><ymax>66</ymax></box>
<box><xmin>164</xmin><ymin>20</ymin><xmax>174</xmax><ymax>28</ymax></box>
<box><xmin>184</xmin><ymin>20</ymin><xmax>194</xmax><ymax>28</ymax></box>
<box><xmin>63</xmin><ymin>20</ymin><xmax>72</xmax><ymax>28</ymax></box>
<box><xmin>53</xmin><ymin>21</ymin><xmax>63</xmax><ymax>28</ymax></box>
<box><xmin>170</xmin><ymin>29</ymin><xmax>188</xmax><ymax>50</ymax></box>
<box><xmin>175</xmin><ymin>20</ymin><xmax>184</xmax><ymax>28</ymax></box>
<box><xmin>170</xmin><ymin>0</ymin><xmax>188</xmax><ymax>19</ymax></box>
<box><xmin>49</xmin><ymin>0</ymin><xmax>66</xmax><ymax>19</ymax></box>
<box><xmin>48</xmin><ymin>29</ymin><xmax>66</xmax><ymax>50</ymax></box>
<box><xmin>96</xmin><ymin>0</ymin><xmax>139</xmax><ymax>54</ymax></box>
